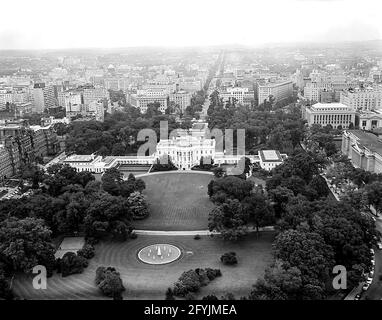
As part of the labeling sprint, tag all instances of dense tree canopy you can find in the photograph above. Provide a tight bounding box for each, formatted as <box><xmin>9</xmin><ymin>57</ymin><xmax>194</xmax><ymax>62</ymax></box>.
<box><xmin>0</xmin><ymin>217</ymin><xmax>55</xmax><ymax>274</ymax></box>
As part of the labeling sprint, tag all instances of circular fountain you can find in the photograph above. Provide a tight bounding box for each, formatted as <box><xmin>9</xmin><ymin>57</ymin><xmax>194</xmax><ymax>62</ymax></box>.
<box><xmin>137</xmin><ymin>244</ymin><xmax>182</xmax><ymax>265</ymax></box>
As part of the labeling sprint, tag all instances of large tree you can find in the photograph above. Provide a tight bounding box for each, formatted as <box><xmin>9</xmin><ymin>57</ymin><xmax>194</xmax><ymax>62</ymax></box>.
<box><xmin>243</xmin><ymin>192</ymin><xmax>275</xmax><ymax>234</ymax></box>
<box><xmin>84</xmin><ymin>193</ymin><xmax>132</xmax><ymax>239</ymax></box>
<box><xmin>208</xmin><ymin>176</ymin><xmax>253</xmax><ymax>202</ymax></box>
<box><xmin>101</xmin><ymin>167</ymin><xmax>123</xmax><ymax>196</ymax></box>
<box><xmin>0</xmin><ymin>217</ymin><xmax>55</xmax><ymax>274</ymax></box>
<box><xmin>363</xmin><ymin>181</ymin><xmax>382</xmax><ymax>214</ymax></box>
<box><xmin>273</xmin><ymin>230</ymin><xmax>335</xmax><ymax>289</ymax></box>
<box><xmin>208</xmin><ymin>199</ymin><xmax>247</xmax><ymax>240</ymax></box>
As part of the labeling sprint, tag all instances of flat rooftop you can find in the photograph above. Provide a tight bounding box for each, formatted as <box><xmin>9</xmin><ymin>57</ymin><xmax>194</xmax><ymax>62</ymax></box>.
<box><xmin>259</xmin><ymin>150</ymin><xmax>283</xmax><ymax>162</ymax></box>
<box><xmin>192</xmin><ymin>123</ymin><xmax>207</xmax><ymax>130</ymax></box>
<box><xmin>348</xmin><ymin>130</ymin><xmax>382</xmax><ymax>155</ymax></box>
<box><xmin>64</xmin><ymin>154</ymin><xmax>97</xmax><ymax>162</ymax></box>
<box><xmin>311</xmin><ymin>102</ymin><xmax>349</xmax><ymax>109</ymax></box>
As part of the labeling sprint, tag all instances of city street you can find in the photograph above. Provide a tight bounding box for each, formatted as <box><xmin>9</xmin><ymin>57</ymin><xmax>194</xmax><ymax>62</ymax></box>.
<box><xmin>363</xmin><ymin>215</ymin><xmax>382</xmax><ymax>300</ymax></box>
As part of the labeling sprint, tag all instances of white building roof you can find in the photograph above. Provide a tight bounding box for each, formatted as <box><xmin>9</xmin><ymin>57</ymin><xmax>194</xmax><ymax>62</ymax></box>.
<box><xmin>64</xmin><ymin>154</ymin><xmax>98</xmax><ymax>162</ymax></box>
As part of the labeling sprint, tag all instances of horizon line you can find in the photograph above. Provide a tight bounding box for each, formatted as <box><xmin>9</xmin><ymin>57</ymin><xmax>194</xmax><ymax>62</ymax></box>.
<box><xmin>1</xmin><ymin>39</ymin><xmax>382</xmax><ymax>52</ymax></box>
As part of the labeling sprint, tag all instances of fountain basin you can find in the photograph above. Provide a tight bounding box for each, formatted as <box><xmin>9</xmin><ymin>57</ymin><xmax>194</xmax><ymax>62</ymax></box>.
<box><xmin>137</xmin><ymin>244</ymin><xmax>182</xmax><ymax>265</ymax></box>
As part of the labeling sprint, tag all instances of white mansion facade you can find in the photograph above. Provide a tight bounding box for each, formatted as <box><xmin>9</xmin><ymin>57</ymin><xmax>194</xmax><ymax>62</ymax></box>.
<box><xmin>49</xmin><ymin>122</ymin><xmax>287</xmax><ymax>173</ymax></box>
<box><xmin>157</xmin><ymin>135</ymin><xmax>216</xmax><ymax>170</ymax></box>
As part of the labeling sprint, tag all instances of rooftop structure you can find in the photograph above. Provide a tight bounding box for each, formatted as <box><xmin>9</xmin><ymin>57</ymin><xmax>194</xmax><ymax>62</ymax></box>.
<box><xmin>342</xmin><ymin>130</ymin><xmax>382</xmax><ymax>174</ymax></box>
<box><xmin>258</xmin><ymin>150</ymin><xmax>285</xmax><ymax>171</ymax></box>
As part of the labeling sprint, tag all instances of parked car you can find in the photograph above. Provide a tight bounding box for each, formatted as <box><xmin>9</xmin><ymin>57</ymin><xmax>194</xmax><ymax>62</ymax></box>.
<box><xmin>371</xmin><ymin>259</ymin><xmax>375</xmax><ymax>266</ymax></box>
<box><xmin>371</xmin><ymin>249</ymin><xmax>375</xmax><ymax>255</ymax></box>
<box><xmin>366</xmin><ymin>277</ymin><xmax>373</xmax><ymax>285</ymax></box>
<box><xmin>354</xmin><ymin>294</ymin><xmax>361</xmax><ymax>300</ymax></box>
<box><xmin>370</xmin><ymin>270</ymin><xmax>374</xmax><ymax>278</ymax></box>
<box><xmin>362</xmin><ymin>283</ymin><xmax>370</xmax><ymax>291</ymax></box>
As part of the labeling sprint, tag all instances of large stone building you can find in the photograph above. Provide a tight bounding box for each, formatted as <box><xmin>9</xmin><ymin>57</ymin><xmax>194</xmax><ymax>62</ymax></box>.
<box><xmin>0</xmin><ymin>121</ymin><xmax>59</xmax><ymax>179</ymax></box>
<box><xmin>303</xmin><ymin>102</ymin><xmax>356</xmax><ymax>128</ymax></box>
<box><xmin>342</xmin><ymin>130</ymin><xmax>382</xmax><ymax>174</ymax></box>
<box><xmin>169</xmin><ymin>90</ymin><xmax>192</xmax><ymax>113</ymax></box>
<box><xmin>82</xmin><ymin>86</ymin><xmax>109</xmax><ymax>106</ymax></box>
<box><xmin>32</xmin><ymin>83</ymin><xmax>56</xmax><ymax>113</ymax></box>
<box><xmin>340</xmin><ymin>87</ymin><xmax>382</xmax><ymax>111</ymax></box>
<box><xmin>257</xmin><ymin>80</ymin><xmax>293</xmax><ymax>105</ymax></box>
<box><xmin>358</xmin><ymin>110</ymin><xmax>382</xmax><ymax>131</ymax></box>
<box><xmin>157</xmin><ymin>135</ymin><xmax>216</xmax><ymax>170</ymax></box>
<box><xmin>219</xmin><ymin>87</ymin><xmax>255</xmax><ymax>106</ymax></box>
<box><xmin>129</xmin><ymin>89</ymin><xmax>169</xmax><ymax>113</ymax></box>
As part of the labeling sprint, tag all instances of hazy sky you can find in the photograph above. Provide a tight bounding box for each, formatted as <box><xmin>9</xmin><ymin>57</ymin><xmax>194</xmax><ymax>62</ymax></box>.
<box><xmin>0</xmin><ymin>0</ymin><xmax>381</xmax><ymax>49</ymax></box>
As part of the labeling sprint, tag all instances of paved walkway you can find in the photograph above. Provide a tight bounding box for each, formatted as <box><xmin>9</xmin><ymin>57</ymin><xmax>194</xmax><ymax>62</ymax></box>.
<box><xmin>136</xmin><ymin>170</ymin><xmax>213</xmax><ymax>178</ymax></box>
<box><xmin>134</xmin><ymin>226</ymin><xmax>275</xmax><ymax>236</ymax></box>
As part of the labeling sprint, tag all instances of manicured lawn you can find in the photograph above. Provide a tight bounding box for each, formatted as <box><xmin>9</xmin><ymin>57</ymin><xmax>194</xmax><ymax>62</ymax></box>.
<box><xmin>134</xmin><ymin>172</ymin><xmax>215</xmax><ymax>231</ymax></box>
<box><xmin>12</xmin><ymin>232</ymin><xmax>275</xmax><ymax>300</ymax></box>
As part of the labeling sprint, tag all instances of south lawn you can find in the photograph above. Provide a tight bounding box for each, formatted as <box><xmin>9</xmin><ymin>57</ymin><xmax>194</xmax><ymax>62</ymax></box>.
<box><xmin>12</xmin><ymin>232</ymin><xmax>275</xmax><ymax>300</ymax></box>
<box><xmin>134</xmin><ymin>172</ymin><xmax>215</xmax><ymax>231</ymax></box>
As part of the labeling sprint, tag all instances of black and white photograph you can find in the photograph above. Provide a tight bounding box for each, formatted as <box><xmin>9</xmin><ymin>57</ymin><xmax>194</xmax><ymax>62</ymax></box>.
<box><xmin>1</xmin><ymin>0</ymin><xmax>382</xmax><ymax>312</ymax></box>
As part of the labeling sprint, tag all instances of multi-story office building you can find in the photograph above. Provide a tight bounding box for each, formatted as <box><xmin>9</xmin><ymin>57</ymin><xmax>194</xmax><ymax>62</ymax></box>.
<box><xmin>32</xmin><ymin>83</ymin><xmax>56</xmax><ymax>113</ymax></box>
<box><xmin>0</xmin><ymin>89</ymin><xmax>14</xmax><ymax>109</ymax></box>
<box><xmin>0</xmin><ymin>86</ymin><xmax>31</xmax><ymax>111</ymax></box>
<box><xmin>257</xmin><ymin>80</ymin><xmax>293</xmax><ymax>105</ymax></box>
<box><xmin>169</xmin><ymin>90</ymin><xmax>192</xmax><ymax>113</ymax></box>
<box><xmin>342</xmin><ymin>130</ymin><xmax>382</xmax><ymax>174</ymax></box>
<box><xmin>58</xmin><ymin>90</ymin><xmax>83</xmax><ymax>112</ymax></box>
<box><xmin>303</xmin><ymin>81</ymin><xmax>321</xmax><ymax>102</ymax></box>
<box><xmin>369</xmin><ymin>67</ymin><xmax>382</xmax><ymax>83</ymax></box>
<box><xmin>142</xmin><ymin>81</ymin><xmax>176</xmax><ymax>93</ymax></box>
<box><xmin>15</xmin><ymin>102</ymin><xmax>33</xmax><ymax>117</ymax></box>
<box><xmin>340</xmin><ymin>87</ymin><xmax>382</xmax><ymax>111</ymax></box>
<box><xmin>104</xmin><ymin>77</ymin><xmax>129</xmax><ymax>91</ymax></box>
<box><xmin>304</xmin><ymin>102</ymin><xmax>356</xmax><ymax>128</ymax></box>
<box><xmin>219</xmin><ymin>87</ymin><xmax>254</xmax><ymax>105</ymax></box>
<box><xmin>0</xmin><ymin>122</ymin><xmax>34</xmax><ymax>170</ymax></box>
<box><xmin>83</xmin><ymin>86</ymin><xmax>109</xmax><ymax>106</ymax></box>
<box><xmin>0</xmin><ymin>121</ymin><xmax>59</xmax><ymax>179</ymax></box>
<box><xmin>178</xmin><ymin>79</ymin><xmax>203</xmax><ymax>93</ymax></box>
<box><xmin>88</xmin><ymin>101</ymin><xmax>105</xmax><ymax>122</ymax></box>
<box><xmin>30</xmin><ymin>125</ymin><xmax>60</xmax><ymax>158</ymax></box>
<box><xmin>319</xmin><ymin>89</ymin><xmax>336</xmax><ymax>103</ymax></box>
<box><xmin>129</xmin><ymin>89</ymin><xmax>169</xmax><ymax>113</ymax></box>
<box><xmin>0</xmin><ymin>144</ymin><xmax>13</xmax><ymax>180</ymax></box>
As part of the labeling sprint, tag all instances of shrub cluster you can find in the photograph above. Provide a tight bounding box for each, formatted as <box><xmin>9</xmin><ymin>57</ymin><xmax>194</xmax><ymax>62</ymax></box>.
<box><xmin>172</xmin><ymin>268</ymin><xmax>221</xmax><ymax>297</ymax></box>
<box><xmin>95</xmin><ymin>266</ymin><xmax>125</xmax><ymax>299</ymax></box>
<box><xmin>77</xmin><ymin>244</ymin><xmax>95</xmax><ymax>259</ymax></box>
<box><xmin>220</xmin><ymin>252</ymin><xmax>238</xmax><ymax>265</ymax></box>
<box><xmin>58</xmin><ymin>252</ymin><xmax>88</xmax><ymax>277</ymax></box>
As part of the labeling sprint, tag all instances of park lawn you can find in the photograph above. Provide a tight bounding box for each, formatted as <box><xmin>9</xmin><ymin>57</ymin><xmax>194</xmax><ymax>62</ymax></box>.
<box><xmin>12</xmin><ymin>232</ymin><xmax>275</xmax><ymax>300</ymax></box>
<box><xmin>134</xmin><ymin>173</ymin><xmax>215</xmax><ymax>231</ymax></box>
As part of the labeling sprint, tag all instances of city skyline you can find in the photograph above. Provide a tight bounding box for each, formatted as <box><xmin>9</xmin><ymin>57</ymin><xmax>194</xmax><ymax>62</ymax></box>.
<box><xmin>1</xmin><ymin>0</ymin><xmax>382</xmax><ymax>50</ymax></box>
